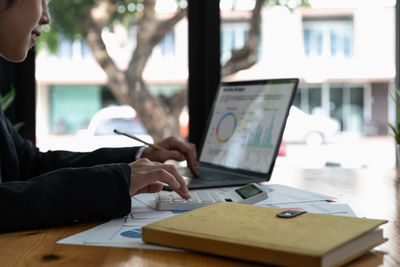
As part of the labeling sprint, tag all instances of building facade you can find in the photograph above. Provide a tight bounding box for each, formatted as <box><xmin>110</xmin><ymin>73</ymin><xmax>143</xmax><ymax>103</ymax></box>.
<box><xmin>35</xmin><ymin>3</ymin><xmax>395</xmax><ymax>145</ymax></box>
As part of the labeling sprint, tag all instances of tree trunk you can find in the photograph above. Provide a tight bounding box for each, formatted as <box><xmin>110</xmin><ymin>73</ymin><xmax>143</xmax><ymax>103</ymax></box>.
<box><xmin>78</xmin><ymin>0</ymin><xmax>264</xmax><ymax>141</ymax></box>
<box><xmin>79</xmin><ymin>0</ymin><xmax>185</xmax><ymax>141</ymax></box>
<box><xmin>222</xmin><ymin>0</ymin><xmax>265</xmax><ymax>77</ymax></box>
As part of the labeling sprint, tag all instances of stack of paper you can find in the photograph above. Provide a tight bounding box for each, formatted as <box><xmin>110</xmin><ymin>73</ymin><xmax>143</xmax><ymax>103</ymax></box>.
<box><xmin>57</xmin><ymin>184</ymin><xmax>356</xmax><ymax>249</ymax></box>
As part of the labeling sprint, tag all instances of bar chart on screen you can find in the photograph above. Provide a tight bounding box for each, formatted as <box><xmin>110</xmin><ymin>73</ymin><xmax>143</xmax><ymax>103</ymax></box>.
<box><xmin>247</xmin><ymin>113</ymin><xmax>276</xmax><ymax>149</ymax></box>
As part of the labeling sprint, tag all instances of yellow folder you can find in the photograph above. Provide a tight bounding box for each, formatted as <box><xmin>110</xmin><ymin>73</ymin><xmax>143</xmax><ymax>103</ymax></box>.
<box><xmin>142</xmin><ymin>202</ymin><xmax>387</xmax><ymax>267</ymax></box>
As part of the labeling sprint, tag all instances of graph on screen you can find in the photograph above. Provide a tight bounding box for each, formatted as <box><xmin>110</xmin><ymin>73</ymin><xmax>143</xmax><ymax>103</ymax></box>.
<box><xmin>247</xmin><ymin>113</ymin><xmax>275</xmax><ymax>149</ymax></box>
<box><xmin>200</xmin><ymin>81</ymin><xmax>294</xmax><ymax>172</ymax></box>
<box><xmin>216</xmin><ymin>112</ymin><xmax>237</xmax><ymax>143</ymax></box>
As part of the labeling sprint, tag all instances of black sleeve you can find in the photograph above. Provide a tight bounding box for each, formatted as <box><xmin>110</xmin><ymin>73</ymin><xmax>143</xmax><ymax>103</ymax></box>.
<box><xmin>0</xmin><ymin>163</ymin><xmax>132</xmax><ymax>233</ymax></box>
<box><xmin>28</xmin><ymin>147</ymin><xmax>139</xmax><ymax>177</ymax></box>
<box><xmin>0</xmin><ymin>109</ymin><xmax>139</xmax><ymax>178</ymax></box>
<box><xmin>0</xmin><ymin>108</ymin><xmax>136</xmax><ymax>233</ymax></box>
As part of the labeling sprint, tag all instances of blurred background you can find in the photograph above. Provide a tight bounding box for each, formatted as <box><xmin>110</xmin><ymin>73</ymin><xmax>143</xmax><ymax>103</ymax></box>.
<box><xmin>32</xmin><ymin>0</ymin><xmax>396</xmax><ymax>168</ymax></box>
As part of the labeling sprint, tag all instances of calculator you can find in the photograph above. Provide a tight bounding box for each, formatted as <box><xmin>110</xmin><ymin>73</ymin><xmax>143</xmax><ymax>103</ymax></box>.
<box><xmin>156</xmin><ymin>183</ymin><xmax>268</xmax><ymax>211</ymax></box>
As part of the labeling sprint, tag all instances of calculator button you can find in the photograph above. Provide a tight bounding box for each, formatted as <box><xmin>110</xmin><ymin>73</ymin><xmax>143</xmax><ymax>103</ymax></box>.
<box><xmin>210</xmin><ymin>193</ymin><xmax>223</xmax><ymax>202</ymax></box>
<box><xmin>156</xmin><ymin>183</ymin><xmax>268</xmax><ymax>211</ymax></box>
<box><xmin>159</xmin><ymin>194</ymin><xmax>172</xmax><ymax>201</ymax></box>
<box><xmin>187</xmin><ymin>196</ymin><xmax>199</xmax><ymax>202</ymax></box>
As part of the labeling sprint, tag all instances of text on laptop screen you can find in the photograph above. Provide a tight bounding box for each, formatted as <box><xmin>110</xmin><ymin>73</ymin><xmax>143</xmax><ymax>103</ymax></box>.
<box><xmin>199</xmin><ymin>80</ymin><xmax>296</xmax><ymax>173</ymax></box>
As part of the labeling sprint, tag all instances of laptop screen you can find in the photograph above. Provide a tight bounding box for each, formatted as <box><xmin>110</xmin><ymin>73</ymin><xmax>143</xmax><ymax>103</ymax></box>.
<box><xmin>199</xmin><ymin>79</ymin><xmax>298</xmax><ymax>174</ymax></box>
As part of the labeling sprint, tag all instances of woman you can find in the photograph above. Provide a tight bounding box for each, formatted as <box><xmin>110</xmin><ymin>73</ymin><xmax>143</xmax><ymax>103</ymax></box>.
<box><xmin>0</xmin><ymin>0</ymin><xmax>198</xmax><ymax>232</ymax></box>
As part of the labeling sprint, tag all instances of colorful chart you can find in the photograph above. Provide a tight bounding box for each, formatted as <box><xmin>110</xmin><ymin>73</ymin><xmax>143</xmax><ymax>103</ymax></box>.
<box><xmin>120</xmin><ymin>228</ymin><xmax>142</xmax><ymax>238</ymax></box>
<box><xmin>216</xmin><ymin>112</ymin><xmax>237</xmax><ymax>143</ymax></box>
<box><xmin>172</xmin><ymin>211</ymin><xmax>186</xmax><ymax>215</ymax></box>
<box><xmin>247</xmin><ymin>114</ymin><xmax>275</xmax><ymax>148</ymax></box>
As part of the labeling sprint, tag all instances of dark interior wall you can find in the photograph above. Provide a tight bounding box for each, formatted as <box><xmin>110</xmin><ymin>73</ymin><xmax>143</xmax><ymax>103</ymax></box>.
<box><xmin>397</xmin><ymin>1</ymin><xmax>400</xmax><ymax>90</ymax></box>
<box><xmin>188</xmin><ymin>0</ymin><xmax>220</xmax><ymax>149</ymax></box>
<box><xmin>395</xmin><ymin>1</ymin><xmax>399</xmax><ymax>165</ymax></box>
<box><xmin>0</xmin><ymin>48</ymin><xmax>36</xmax><ymax>143</ymax></box>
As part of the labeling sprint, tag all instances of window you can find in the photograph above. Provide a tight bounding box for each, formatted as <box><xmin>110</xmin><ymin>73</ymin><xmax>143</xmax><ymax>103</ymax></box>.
<box><xmin>50</xmin><ymin>85</ymin><xmax>101</xmax><ymax>134</ymax></box>
<box><xmin>303</xmin><ymin>17</ymin><xmax>353</xmax><ymax>58</ymax></box>
<box><xmin>160</xmin><ymin>31</ymin><xmax>176</xmax><ymax>57</ymax></box>
<box><xmin>151</xmin><ymin>31</ymin><xmax>176</xmax><ymax>59</ymax></box>
<box><xmin>57</xmin><ymin>37</ymin><xmax>74</xmax><ymax>59</ymax></box>
<box><xmin>57</xmin><ymin>37</ymin><xmax>94</xmax><ymax>60</ymax></box>
<box><xmin>330</xmin><ymin>85</ymin><xmax>365</xmax><ymax>133</ymax></box>
<box><xmin>295</xmin><ymin>84</ymin><xmax>365</xmax><ymax>133</ymax></box>
<box><xmin>37</xmin><ymin>2</ymin><xmax>188</xmax><ymax>152</ymax></box>
<box><xmin>221</xmin><ymin>22</ymin><xmax>249</xmax><ymax>63</ymax></box>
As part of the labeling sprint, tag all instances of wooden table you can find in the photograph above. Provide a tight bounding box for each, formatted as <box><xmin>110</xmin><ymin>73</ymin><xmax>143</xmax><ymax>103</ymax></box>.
<box><xmin>0</xmin><ymin>166</ymin><xmax>399</xmax><ymax>266</ymax></box>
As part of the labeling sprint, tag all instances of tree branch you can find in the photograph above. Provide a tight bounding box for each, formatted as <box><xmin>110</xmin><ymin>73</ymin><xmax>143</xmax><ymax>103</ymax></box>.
<box><xmin>221</xmin><ymin>0</ymin><xmax>265</xmax><ymax>77</ymax></box>
<box><xmin>90</xmin><ymin>0</ymin><xmax>118</xmax><ymax>28</ymax></box>
<box><xmin>79</xmin><ymin>7</ymin><xmax>129</xmax><ymax>100</ymax></box>
<box><xmin>152</xmin><ymin>9</ymin><xmax>186</xmax><ymax>48</ymax></box>
<box><xmin>126</xmin><ymin>4</ymin><xmax>186</xmax><ymax>78</ymax></box>
<box><xmin>167</xmin><ymin>88</ymin><xmax>187</xmax><ymax>117</ymax></box>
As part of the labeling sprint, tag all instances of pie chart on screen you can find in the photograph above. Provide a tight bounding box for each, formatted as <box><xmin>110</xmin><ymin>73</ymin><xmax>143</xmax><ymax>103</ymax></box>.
<box><xmin>216</xmin><ymin>112</ymin><xmax>237</xmax><ymax>143</ymax></box>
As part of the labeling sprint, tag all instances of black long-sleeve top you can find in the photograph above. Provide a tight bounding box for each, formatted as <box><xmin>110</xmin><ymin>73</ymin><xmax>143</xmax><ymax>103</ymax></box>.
<box><xmin>0</xmin><ymin>105</ymin><xmax>138</xmax><ymax>232</ymax></box>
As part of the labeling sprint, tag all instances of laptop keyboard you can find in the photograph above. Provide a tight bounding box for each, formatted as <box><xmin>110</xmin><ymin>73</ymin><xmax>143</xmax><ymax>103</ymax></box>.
<box><xmin>179</xmin><ymin>167</ymin><xmax>244</xmax><ymax>181</ymax></box>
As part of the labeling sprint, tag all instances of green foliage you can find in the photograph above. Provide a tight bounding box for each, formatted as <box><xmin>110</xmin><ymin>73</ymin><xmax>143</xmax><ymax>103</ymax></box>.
<box><xmin>39</xmin><ymin>0</ymin><xmax>93</xmax><ymax>52</ymax></box>
<box><xmin>388</xmin><ymin>89</ymin><xmax>400</xmax><ymax>144</ymax></box>
<box><xmin>0</xmin><ymin>89</ymin><xmax>25</xmax><ymax>132</ymax></box>
<box><xmin>37</xmin><ymin>27</ymin><xmax>60</xmax><ymax>54</ymax></box>
<box><xmin>12</xmin><ymin>122</ymin><xmax>25</xmax><ymax>132</ymax></box>
<box><xmin>40</xmin><ymin>0</ymin><xmax>150</xmax><ymax>53</ymax></box>
<box><xmin>48</xmin><ymin>0</ymin><xmax>93</xmax><ymax>39</ymax></box>
<box><xmin>39</xmin><ymin>0</ymin><xmax>306</xmax><ymax>54</ymax></box>
<box><xmin>0</xmin><ymin>88</ymin><xmax>15</xmax><ymax>112</ymax></box>
<box><xmin>265</xmin><ymin>0</ymin><xmax>310</xmax><ymax>11</ymax></box>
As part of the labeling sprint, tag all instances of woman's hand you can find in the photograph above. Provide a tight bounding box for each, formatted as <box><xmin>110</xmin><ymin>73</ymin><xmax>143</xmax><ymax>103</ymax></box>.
<box><xmin>128</xmin><ymin>158</ymin><xmax>191</xmax><ymax>199</ymax></box>
<box><xmin>141</xmin><ymin>136</ymin><xmax>200</xmax><ymax>176</ymax></box>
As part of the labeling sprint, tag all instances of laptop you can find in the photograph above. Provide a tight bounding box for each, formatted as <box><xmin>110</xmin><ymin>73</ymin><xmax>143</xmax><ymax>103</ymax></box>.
<box><xmin>181</xmin><ymin>78</ymin><xmax>299</xmax><ymax>189</ymax></box>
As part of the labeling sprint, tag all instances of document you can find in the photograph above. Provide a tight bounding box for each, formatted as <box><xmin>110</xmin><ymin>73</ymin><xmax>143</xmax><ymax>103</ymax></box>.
<box><xmin>58</xmin><ymin>199</ymin><xmax>181</xmax><ymax>250</ymax></box>
<box><xmin>58</xmin><ymin>184</ymin><xmax>355</xmax><ymax>249</ymax></box>
<box><xmin>259</xmin><ymin>201</ymin><xmax>357</xmax><ymax>217</ymax></box>
<box><xmin>258</xmin><ymin>183</ymin><xmax>335</xmax><ymax>204</ymax></box>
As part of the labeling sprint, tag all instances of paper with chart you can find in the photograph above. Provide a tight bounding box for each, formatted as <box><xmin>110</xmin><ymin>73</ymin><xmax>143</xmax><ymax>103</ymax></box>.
<box><xmin>58</xmin><ymin>184</ymin><xmax>356</xmax><ymax>249</ymax></box>
<box><xmin>134</xmin><ymin>184</ymin><xmax>356</xmax><ymax>217</ymax></box>
<box><xmin>199</xmin><ymin>82</ymin><xmax>294</xmax><ymax>173</ymax></box>
<box><xmin>58</xmin><ymin>199</ymin><xmax>182</xmax><ymax>250</ymax></box>
<box><xmin>260</xmin><ymin>201</ymin><xmax>357</xmax><ymax>217</ymax></box>
<box><xmin>258</xmin><ymin>184</ymin><xmax>335</xmax><ymax>204</ymax></box>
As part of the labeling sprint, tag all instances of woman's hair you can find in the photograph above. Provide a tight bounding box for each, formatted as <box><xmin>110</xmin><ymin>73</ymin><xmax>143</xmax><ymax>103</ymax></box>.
<box><xmin>0</xmin><ymin>0</ymin><xmax>15</xmax><ymax>14</ymax></box>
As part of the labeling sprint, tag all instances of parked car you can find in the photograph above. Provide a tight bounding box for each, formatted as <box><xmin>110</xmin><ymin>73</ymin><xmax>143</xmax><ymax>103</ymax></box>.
<box><xmin>179</xmin><ymin>106</ymin><xmax>189</xmax><ymax>138</ymax></box>
<box><xmin>277</xmin><ymin>141</ymin><xmax>287</xmax><ymax>156</ymax></box>
<box><xmin>283</xmin><ymin>106</ymin><xmax>340</xmax><ymax>145</ymax></box>
<box><xmin>77</xmin><ymin>105</ymin><xmax>154</xmax><ymax>151</ymax></box>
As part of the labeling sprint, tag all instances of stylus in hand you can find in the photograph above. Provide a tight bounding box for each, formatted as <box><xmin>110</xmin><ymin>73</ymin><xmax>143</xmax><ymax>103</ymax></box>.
<box><xmin>113</xmin><ymin>129</ymin><xmax>167</xmax><ymax>151</ymax></box>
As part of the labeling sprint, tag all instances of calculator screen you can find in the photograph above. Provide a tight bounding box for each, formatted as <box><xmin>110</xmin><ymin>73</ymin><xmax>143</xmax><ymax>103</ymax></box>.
<box><xmin>235</xmin><ymin>184</ymin><xmax>263</xmax><ymax>199</ymax></box>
